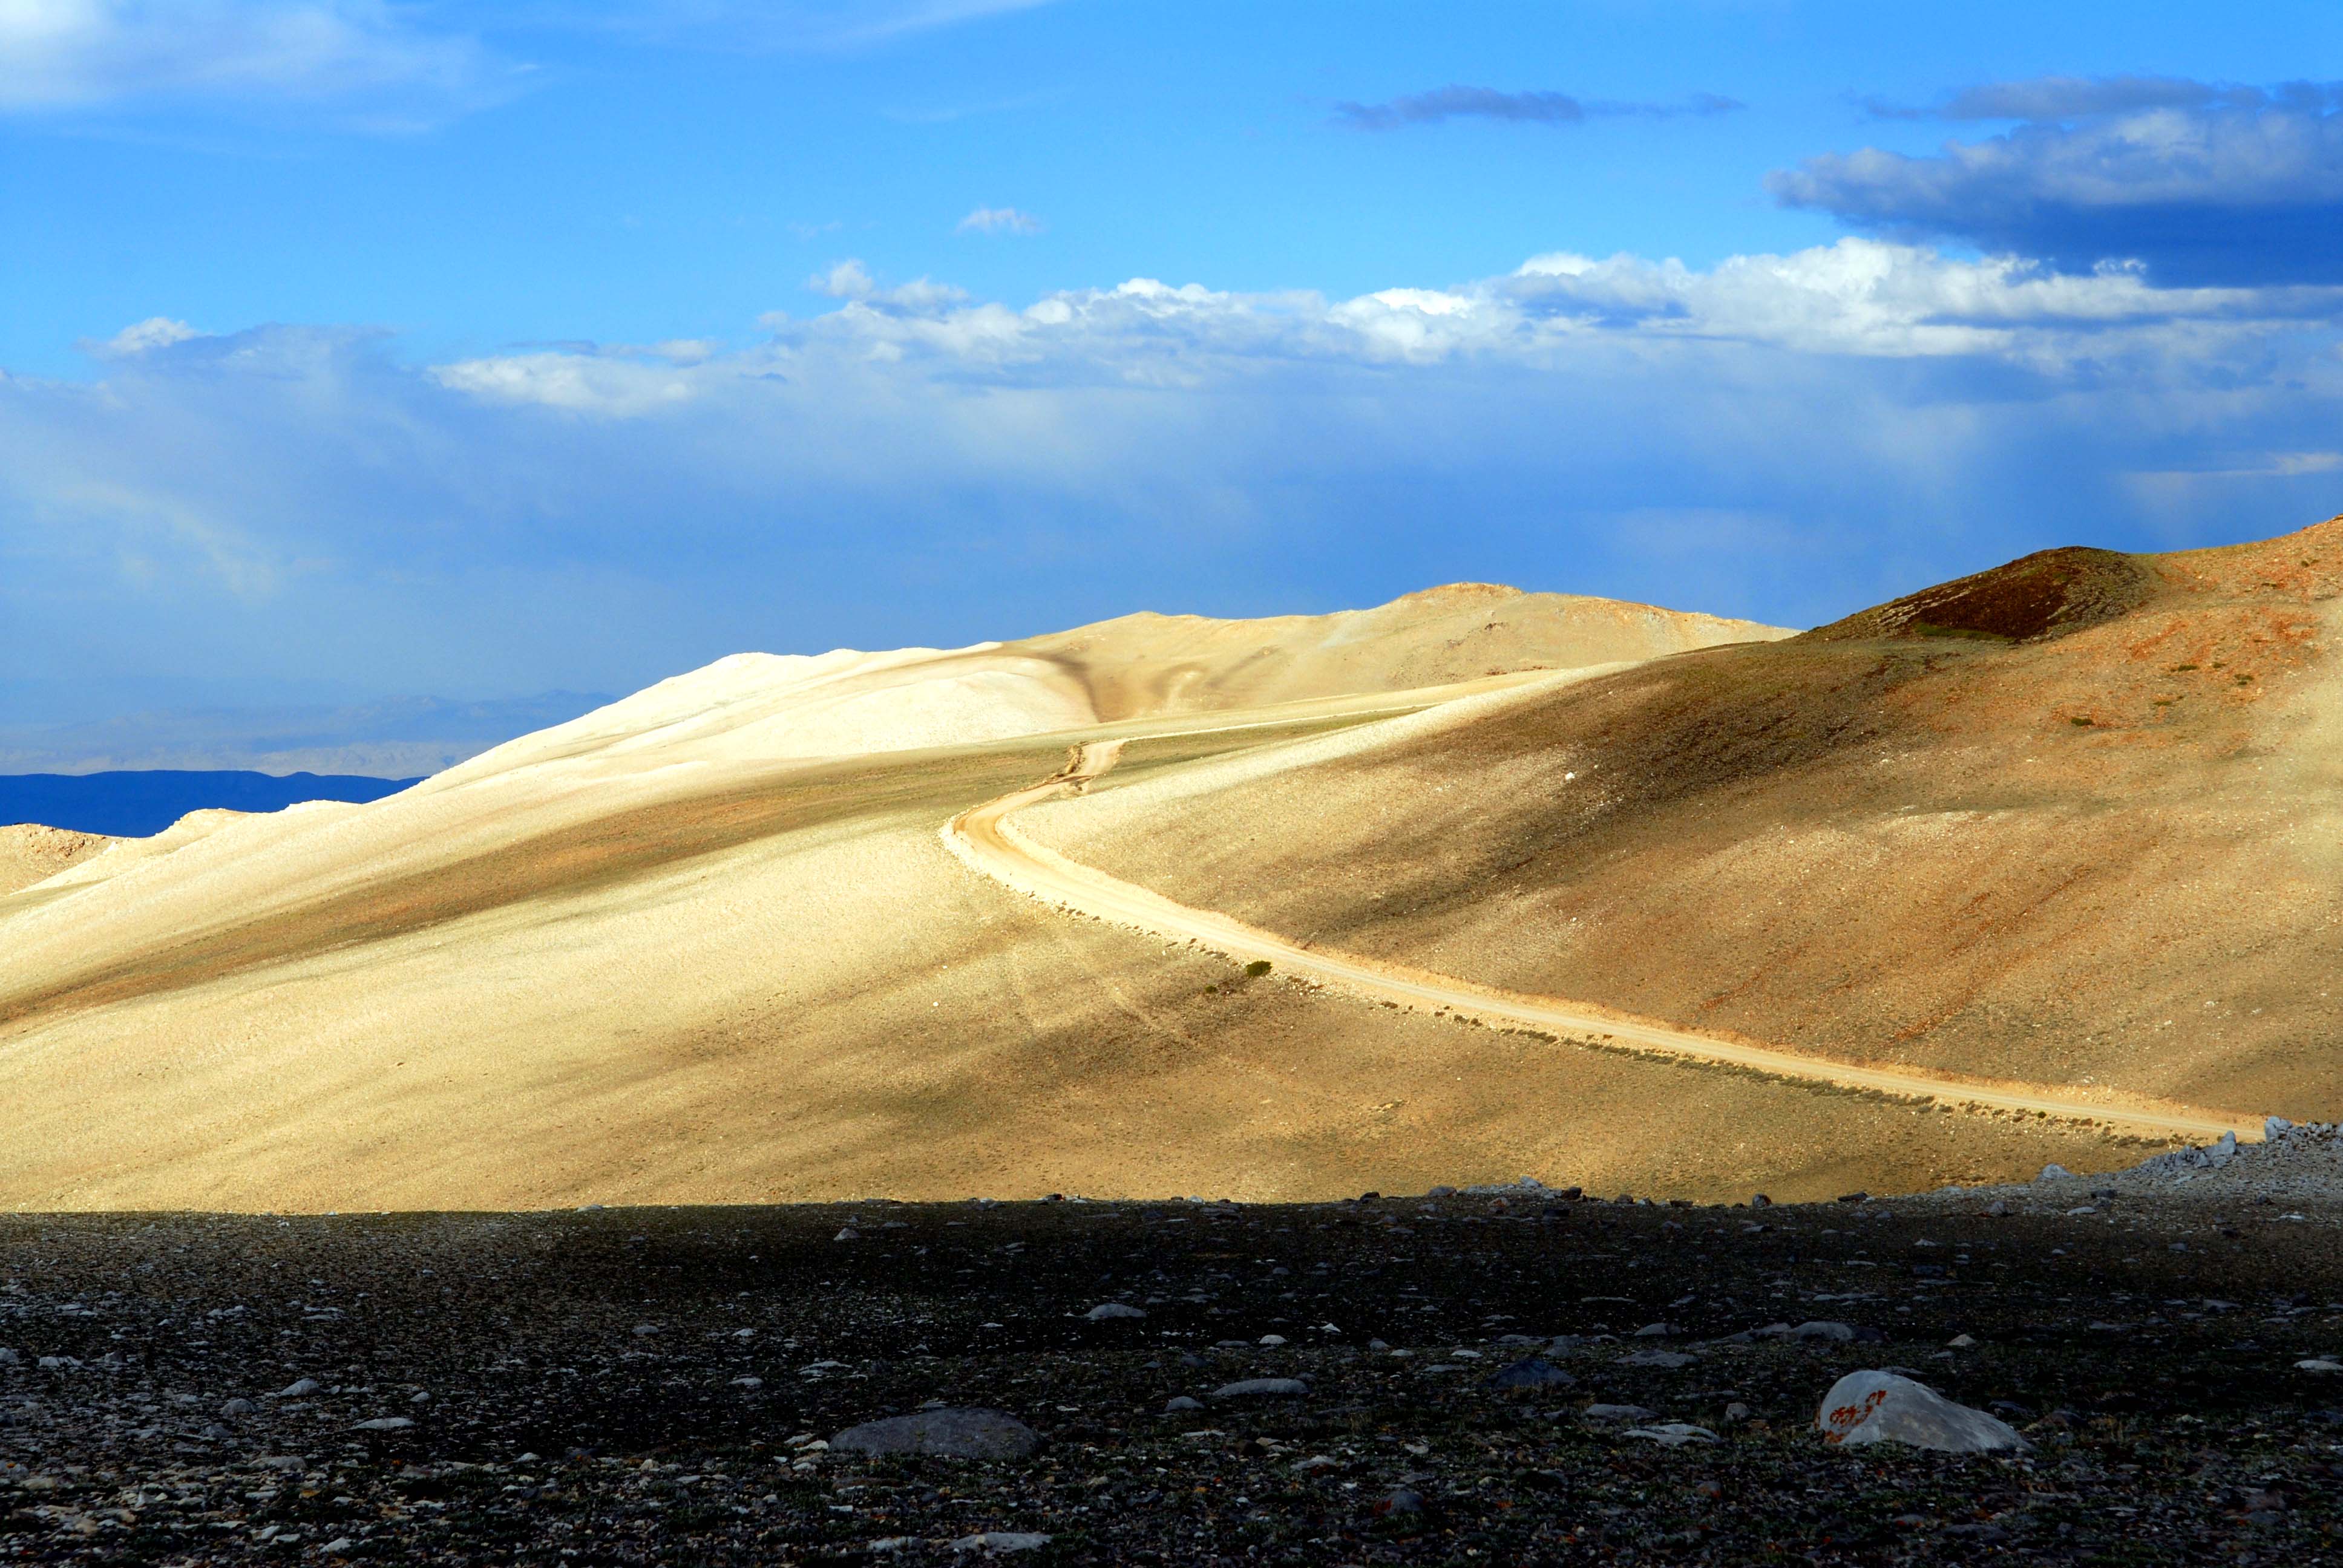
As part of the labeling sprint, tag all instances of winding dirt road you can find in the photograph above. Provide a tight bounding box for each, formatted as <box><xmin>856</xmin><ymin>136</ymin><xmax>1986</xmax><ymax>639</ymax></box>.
<box><xmin>948</xmin><ymin>731</ymin><xmax>2263</xmax><ymax>1146</ymax></box>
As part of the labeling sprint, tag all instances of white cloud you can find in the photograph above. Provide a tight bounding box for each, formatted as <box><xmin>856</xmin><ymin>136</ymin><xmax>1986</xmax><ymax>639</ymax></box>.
<box><xmin>93</xmin><ymin>316</ymin><xmax>202</xmax><ymax>355</ymax></box>
<box><xmin>957</xmin><ymin>204</ymin><xmax>1044</xmax><ymax>236</ymax></box>
<box><xmin>0</xmin><ymin>0</ymin><xmax>506</xmax><ymax>123</ymax></box>
<box><xmin>805</xmin><ymin>258</ymin><xmax>969</xmax><ymax>310</ymax></box>
<box><xmin>8</xmin><ymin>240</ymin><xmax>2343</xmax><ymax>710</ymax></box>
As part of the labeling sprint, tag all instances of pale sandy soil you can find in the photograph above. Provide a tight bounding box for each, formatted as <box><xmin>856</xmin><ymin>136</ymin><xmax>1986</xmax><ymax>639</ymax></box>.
<box><xmin>0</xmin><ymin>563</ymin><xmax>2269</xmax><ymax>1212</ymax></box>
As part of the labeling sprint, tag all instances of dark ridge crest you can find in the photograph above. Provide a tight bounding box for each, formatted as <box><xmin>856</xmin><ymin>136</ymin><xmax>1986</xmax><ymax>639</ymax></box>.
<box><xmin>1801</xmin><ymin>546</ymin><xmax>2159</xmax><ymax>645</ymax></box>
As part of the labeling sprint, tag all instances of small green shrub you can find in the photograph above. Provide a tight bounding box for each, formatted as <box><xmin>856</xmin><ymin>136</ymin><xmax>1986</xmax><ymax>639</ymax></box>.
<box><xmin>1244</xmin><ymin>960</ymin><xmax>1273</xmax><ymax>979</ymax></box>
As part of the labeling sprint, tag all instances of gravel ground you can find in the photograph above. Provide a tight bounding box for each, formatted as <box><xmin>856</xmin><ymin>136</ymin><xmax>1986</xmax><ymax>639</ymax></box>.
<box><xmin>5</xmin><ymin>1151</ymin><xmax>2342</xmax><ymax>1564</ymax></box>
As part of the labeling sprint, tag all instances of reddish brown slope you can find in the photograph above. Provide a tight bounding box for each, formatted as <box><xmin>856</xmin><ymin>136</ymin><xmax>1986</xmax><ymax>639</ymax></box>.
<box><xmin>1037</xmin><ymin>518</ymin><xmax>2343</xmax><ymax>1122</ymax></box>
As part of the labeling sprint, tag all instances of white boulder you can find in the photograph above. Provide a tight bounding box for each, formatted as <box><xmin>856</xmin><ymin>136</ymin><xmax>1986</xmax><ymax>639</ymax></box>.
<box><xmin>1816</xmin><ymin>1371</ymin><xmax>2028</xmax><ymax>1453</ymax></box>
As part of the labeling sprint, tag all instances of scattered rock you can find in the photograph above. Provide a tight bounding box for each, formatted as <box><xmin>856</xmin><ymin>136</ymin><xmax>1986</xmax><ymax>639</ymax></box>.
<box><xmin>948</xmin><ymin>1531</ymin><xmax>1051</xmax><ymax>1553</ymax></box>
<box><xmin>274</xmin><ymin>1378</ymin><xmax>321</xmax><ymax>1398</ymax></box>
<box><xmin>220</xmin><ymin>1398</ymin><xmax>255</xmax><ymax>1417</ymax></box>
<box><xmin>1581</xmin><ymin>1403</ymin><xmax>1658</xmax><ymax>1424</ymax></box>
<box><xmin>2038</xmin><ymin>1165</ymin><xmax>2073</xmax><ymax>1181</ymax></box>
<box><xmin>831</xmin><ymin>1409</ymin><xmax>1041</xmax><ymax>1461</ymax></box>
<box><xmin>2297</xmin><ymin>1358</ymin><xmax>2342</xmax><ymax>1374</ymax></box>
<box><xmin>1622</xmin><ymin>1423</ymin><xmax>1718</xmax><ymax>1446</ymax></box>
<box><xmin>352</xmin><ymin>1416</ymin><xmax>414</xmax><ymax>1432</ymax></box>
<box><xmin>1816</xmin><ymin>1371</ymin><xmax>2028</xmax><ymax>1453</ymax></box>
<box><xmin>1084</xmin><ymin>1302</ymin><xmax>1145</xmax><ymax>1321</ymax></box>
<box><xmin>1620</xmin><ymin>1350</ymin><xmax>1699</xmax><ymax>1368</ymax></box>
<box><xmin>1163</xmin><ymin>1396</ymin><xmax>1203</xmax><ymax>1412</ymax></box>
<box><xmin>1488</xmin><ymin>1357</ymin><xmax>1576</xmax><ymax>1388</ymax></box>
<box><xmin>1209</xmin><ymin>1377</ymin><xmax>1308</xmax><ymax>1400</ymax></box>
<box><xmin>1371</xmin><ymin>1488</ymin><xmax>1424</xmax><ymax>1517</ymax></box>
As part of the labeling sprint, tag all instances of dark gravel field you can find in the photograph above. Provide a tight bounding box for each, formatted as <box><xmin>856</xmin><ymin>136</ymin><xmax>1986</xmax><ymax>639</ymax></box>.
<box><xmin>4</xmin><ymin>1178</ymin><xmax>2340</xmax><ymax>1565</ymax></box>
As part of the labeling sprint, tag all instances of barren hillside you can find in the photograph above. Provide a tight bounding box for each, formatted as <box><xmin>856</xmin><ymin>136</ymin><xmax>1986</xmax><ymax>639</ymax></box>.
<box><xmin>1026</xmin><ymin>520</ymin><xmax>2343</xmax><ymax>1124</ymax></box>
<box><xmin>0</xmin><ymin>823</ymin><xmax>113</xmax><ymax>897</ymax></box>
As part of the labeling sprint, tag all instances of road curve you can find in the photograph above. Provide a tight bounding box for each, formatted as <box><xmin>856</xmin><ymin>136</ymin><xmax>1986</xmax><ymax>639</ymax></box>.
<box><xmin>946</xmin><ymin>734</ymin><xmax>2263</xmax><ymax>1147</ymax></box>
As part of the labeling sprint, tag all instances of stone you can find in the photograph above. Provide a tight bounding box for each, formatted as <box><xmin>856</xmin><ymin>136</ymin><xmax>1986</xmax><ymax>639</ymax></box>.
<box><xmin>2296</xmin><ymin>1358</ymin><xmax>2342</xmax><ymax>1373</ymax></box>
<box><xmin>2037</xmin><ymin>1164</ymin><xmax>2073</xmax><ymax>1181</ymax></box>
<box><xmin>1791</xmin><ymin>1321</ymin><xmax>1857</xmax><ymax>1342</ymax></box>
<box><xmin>834</xmin><ymin>1227</ymin><xmax>860</xmax><ymax>1243</ymax></box>
<box><xmin>275</xmin><ymin>1379</ymin><xmax>321</xmax><ymax>1398</ymax></box>
<box><xmin>948</xmin><ymin>1531</ymin><xmax>1050</xmax><ymax>1553</ymax></box>
<box><xmin>1751</xmin><ymin>1194</ymin><xmax>1771</xmax><ymax>1209</ymax></box>
<box><xmin>1371</xmin><ymin>1488</ymin><xmax>1424</xmax><ymax>1516</ymax></box>
<box><xmin>352</xmin><ymin>1417</ymin><xmax>414</xmax><ymax>1432</ymax></box>
<box><xmin>1084</xmin><ymin>1303</ymin><xmax>1145</xmax><ymax>1321</ymax></box>
<box><xmin>1621</xmin><ymin>1350</ymin><xmax>1699</xmax><ymax>1368</ymax></box>
<box><xmin>1622</xmin><ymin>1423</ymin><xmax>1718</xmax><ymax>1446</ymax></box>
<box><xmin>1488</xmin><ymin>1357</ymin><xmax>1576</xmax><ymax>1388</ymax></box>
<box><xmin>833</xmin><ymin>1409</ymin><xmax>1040</xmax><ymax>1461</ymax></box>
<box><xmin>1209</xmin><ymin>1377</ymin><xmax>1308</xmax><ymax>1400</ymax></box>
<box><xmin>1257</xmin><ymin>1333</ymin><xmax>1287</xmax><ymax>1346</ymax></box>
<box><xmin>1816</xmin><ymin>1371</ymin><xmax>2028</xmax><ymax>1453</ymax></box>
<box><xmin>0</xmin><ymin>1348</ymin><xmax>16</xmax><ymax>1365</ymax></box>
<box><xmin>1426</xmin><ymin>1185</ymin><xmax>1457</xmax><ymax>1198</ymax></box>
<box><xmin>1163</xmin><ymin>1396</ymin><xmax>1204</xmax><ymax>1412</ymax></box>
<box><xmin>1581</xmin><ymin>1403</ymin><xmax>1657</xmax><ymax>1424</ymax></box>
<box><xmin>321</xmin><ymin>1538</ymin><xmax>355</xmax><ymax>1555</ymax></box>
<box><xmin>220</xmin><ymin>1398</ymin><xmax>255</xmax><ymax>1417</ymax></box>
<box><xmin>1632</xmin><ymin>1322</ymin><xmax>1677</xmax><ymax>1338</ymax></box>
<box><xmin>1947</xmin><ymin>1334</ymin><xmax>1976</xmax><ymax>1348</ymax></box>
<box><xmin>1291</xmin><ymin>1454</ymin><xmax>1339</xmax><ymax>1475</ymax></box>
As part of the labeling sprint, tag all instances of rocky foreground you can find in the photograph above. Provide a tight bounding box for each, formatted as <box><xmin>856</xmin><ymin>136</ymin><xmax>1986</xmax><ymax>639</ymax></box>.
<box><xmin>5</xmin><ymin>1138</ymin><xmax>2343</xmax><ymax>1564</ymax></box>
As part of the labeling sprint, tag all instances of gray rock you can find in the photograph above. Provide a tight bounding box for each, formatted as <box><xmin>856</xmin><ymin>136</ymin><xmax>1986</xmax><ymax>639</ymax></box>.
<box><xmin>1620</xmin><ymin>1350</ymin><xmax>1699</xmax><ymax>1368</ymax></box>
<box><xmin>1488</xmin><ymin>1357</ymin><xmax>1576</xmax><ymax>1388</ymax></box>
<box><xmin>1622</xmin><ymin>1422</ymin><xmax>1718</xmax><ymax>1446</ymax></box>
<box><xmin>0</xmin><ymin>1348</ymin><xmax>15</xmax><ymax>1365</ymax></box>
<box><xmin>948</xmin><ymin>1531</ymin><xmax>1051</xmax><ymax>1553</ymax></box>
<box><xmin>1816</xmin><ymin>1370</ymin><xmax>2028</xmax><ymax>1453</ymax></box>
<box><xmin>1581</xmin><ymin>1403</ymin><xmax>1657</xmax><ymax>1424</ymax></box>
<box><xmin>2037</xmin><ymin>1164</ymin><xmax>2073</xmax><ymax>1181</ymax></box>
<box><xmin>220</xmin><ymin>1398</ymin><xmax>255</xmax><ymax>1417</ymax></box>
<box><xmin>1084</xmin><ymin>1302</ymin><xmax>1146</xmax><ymax>1321</ymax></box>
<box><xmin>1372</xmin><ymin>1488</ymin><xmax>1424</xmax><ymax>1517</ymax></box>
<box><xmin>1791</xmin><ymin>1321</ymin><xmax>1856</xmax><ymax>1342</ymax></box>
<box><xmin>274</xmin><ymin>1379</ymin><xmax>321</xmax><ymax>1398</ymax></box>
<box><xmin>1210</xmin><ymin>1377</ymin><xmax>1309</xmax><ymax>1400</ymax></box>
<box><xmin>1163</xmin><ymin>1395</ymin><xmax>1204</xmax><ymax>1412</ymax></box>
<box><xmin>831</xmin><ymin>1408</ymin><xmax>1040</xmax><ymax>1461</ymax></box>
<box><xmin>352</xmin><ymin>1416</ymin><xmax>414</xmax><ymax>1432</ymax></box>
<box><xmin>1632</xmin><ymin>1322</ymin><xmax>1677</xmax><ymax>1338</ymax></box>
<box><xmin>2296</xmin><ymin>1358</ymin><xmax>2342</xmax><ymax>1373</ymax></box>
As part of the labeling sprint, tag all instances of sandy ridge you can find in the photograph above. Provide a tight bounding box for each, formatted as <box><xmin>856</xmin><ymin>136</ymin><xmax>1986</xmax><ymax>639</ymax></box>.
<box><xmin>946</xmin><ymin>705</ymin><xmax>2264</xmax><ymax>1146</ymax></box>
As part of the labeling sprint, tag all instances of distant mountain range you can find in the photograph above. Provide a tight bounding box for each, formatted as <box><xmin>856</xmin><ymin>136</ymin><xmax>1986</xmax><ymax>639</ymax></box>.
<box><xmin>0</xmin><ymin>691</ymin><xmax>612</xmax><ymax>777</ymax></box>
<box><xmin>0</xmin><ymin>771</ymin><xmax>423</xmax><ymax>837</ymax></box>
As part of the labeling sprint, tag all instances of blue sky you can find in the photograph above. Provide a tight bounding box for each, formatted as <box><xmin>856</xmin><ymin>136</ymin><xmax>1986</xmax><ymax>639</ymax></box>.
<box><xmin>5</xmin><ymin>0</ymin><xmax>2342</xmax><ymax>731</ymax></box>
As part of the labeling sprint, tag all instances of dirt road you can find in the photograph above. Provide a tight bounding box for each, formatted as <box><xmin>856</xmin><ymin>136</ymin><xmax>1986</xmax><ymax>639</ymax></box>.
<box><xmin>948</xmin><ymin>730</ymin><xmax>2263</xmax><ymax>1146</ymax></box>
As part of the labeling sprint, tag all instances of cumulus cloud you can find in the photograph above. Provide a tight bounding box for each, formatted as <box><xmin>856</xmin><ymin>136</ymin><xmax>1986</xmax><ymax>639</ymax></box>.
<box><xmin>0</xmin><ymin>0</ymin><xmax>509</xmax><ymax>124</ymax></box>
<box><xmin>8</xmin><ymin>241</ymin><xmax>2342</xmax><ymax>711</ymax></box>
<box><xmin>957</xmin><ymin>205</ymin><xmax>1043</xmax><ymax>236</ymax></box>
<box><xmin>90</xmin><ymin>316</ymin><xmax>202</xmax><ymax>356</ymax></box>
<box><xmin>1334</xmin><ymin>84</ymin><xmax>1742</xmax><ymax>131</ymax></box>
<box><xmin>1777</xmin><ymin>77</ymin><xmax>2343</xmax><ymax>285</ymax></box>
<box><xmin>804</xmin><ymin>258</ymin><xmax>970</xmax><ymax>310</ymax></box>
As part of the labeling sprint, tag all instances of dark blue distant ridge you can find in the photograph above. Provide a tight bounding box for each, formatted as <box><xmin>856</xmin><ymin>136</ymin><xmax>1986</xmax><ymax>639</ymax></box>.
<box><xmin>0</xmin><ymin>771</ymin><xmax>421</xmax><ymax>838</ymax></box>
